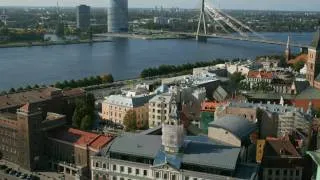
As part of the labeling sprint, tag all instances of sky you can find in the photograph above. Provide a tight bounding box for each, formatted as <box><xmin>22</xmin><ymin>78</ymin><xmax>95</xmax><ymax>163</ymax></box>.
<box><xmin>1</xmin><ymin>0</ymin><xmax>320</xmax><ymax>11</ymax></box>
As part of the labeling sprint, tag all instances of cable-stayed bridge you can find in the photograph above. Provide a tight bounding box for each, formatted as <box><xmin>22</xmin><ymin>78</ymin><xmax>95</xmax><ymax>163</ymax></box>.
<box><xmin>96</xmin><ymin>0</ymin><xmax>311</xmax><ymax>49</ymax></box>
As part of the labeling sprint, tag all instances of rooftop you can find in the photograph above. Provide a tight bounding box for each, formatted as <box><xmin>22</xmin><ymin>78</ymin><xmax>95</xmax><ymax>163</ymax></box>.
<box><xmin>46</xmin><ymin>112</ymin><xmax>65</xmax><ymax>121</ymax></box>
<box><xmin>311</xmin><ymin>28</ymin><xmax>320</xmax><ymax>50</ymax></box>
<box><xmin>149</xmin><ymin>93</ymin><xmax>172</xmax><ymax>104</ymax></box>
<box><xmin>104</xmin><ymin>94</ymin><xmax>153</xmax><ymax>108</ymax></box>
<box><xmin>209</xmin><ymin>115</ymin><xmax>257</xmax><ymax>141</ymax></box>
<box><xmin>307</xmin><ymin>150</ymin><xmax>320</xmax><ymax>166</ymax></box>
<box><xmin>48</xmin><ymin>127</ymin><xmax>113</xmax><ymax>150</ymax></box>
<box><xmin>295</xmin><ymin>87</ymin><xmax>320</xmax><ymax>99</ymax></box>
<box><xmin>106</xmin><ymin>134</ymin><xmax>240</xmax><ymax>171</ymax></box>
<box><xmin>264</xmin><ymin>137</ymin><xmax>300</xmax><ymax>158</ymax></box>
<box><xmin>0</xmin><ymin>87</ymin><xmax>61</xmax><ymax>110</ymax></box>
<box><xmin>247</xmin><ymin>71</ymin><xmax>274</xmax><ymax>79</ymax></box>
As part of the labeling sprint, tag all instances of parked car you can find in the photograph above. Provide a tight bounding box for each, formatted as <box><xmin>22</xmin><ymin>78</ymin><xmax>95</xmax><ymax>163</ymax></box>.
<box><xmin>15</xmin><ymin>172</ymin><xmax>22</xmax><ymax>177</ymax></box>
<box><xmin>19</xmin><ymin>173</ymin><xmax>27</xmax><ymax>179</ymax></box>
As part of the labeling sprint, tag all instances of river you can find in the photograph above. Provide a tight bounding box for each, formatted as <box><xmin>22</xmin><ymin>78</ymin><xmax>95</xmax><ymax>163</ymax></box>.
<box><xmin>0</xmin><ymin>32</ymin><xmax>314</xmax><ymax>91</ymax></box>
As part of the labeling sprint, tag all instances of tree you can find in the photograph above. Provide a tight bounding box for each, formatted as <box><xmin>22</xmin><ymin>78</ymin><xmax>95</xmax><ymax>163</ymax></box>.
<box><xmin>33</xmin><ymin>84</ymin><xmax>39</xmax><ymax>89</ymax></box>
<box><xmin>72</xmin><ymin>93</ymin><xmax>96</xmax><ymax>130</ymax></box>
<box><xmin>9</xmin><ymin>88</ymin><xmax>16</xmax><ymax>93</ymax></box>
<box><xmin>25</xmin><ymin>85</ymin><xmax>32</xmax><ymax>90</ymax></box>
<box><xmin>123</xmin><ymin>110</ymin><xmax>137</xmax><ymax>132</ymax></box>
<box><xmin>292</xmin><ymin>61</ymin><xmax>305</xmax><ymax>72</ymax></box>
<box><xmin>80</xmin><ymin>115</ymin><xmax>94</xmax><ymax>130</ymax></box>
<box><xmin>101</xmin><ymin>74</ymin><xmax>114</xmax><ymax>83</ymax></box>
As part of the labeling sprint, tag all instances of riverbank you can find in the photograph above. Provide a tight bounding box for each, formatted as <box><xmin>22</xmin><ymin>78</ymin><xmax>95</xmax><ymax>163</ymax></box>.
<box><xmin>0</xmin><ymin>39</ymin><xmax>112</xmax><ymax>48</ymax></box>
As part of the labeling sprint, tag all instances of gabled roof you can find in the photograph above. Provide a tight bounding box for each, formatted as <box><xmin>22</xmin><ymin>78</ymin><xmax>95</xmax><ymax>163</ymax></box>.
<box><xmin>153</xmin><ymin>149</ymin><xmax>182</xmax><ymax>170</ymax></box>
<box><xmin>311</xmin><ymin>28</ymin><xmax>320</xmax><ymax>50</ymax></box>
<box><xmin>265</xmin><ymin>138</ymin><xmax>300</xmax><ymax>157</ymax></box>
<box><xmin>48</xmin><ymin>127</ymin><xmax>113</xmax><ymax>150</ymax></box>
<box><xmin>213</xmin><ymin>86</ymin><xmax>229</xmax><ymax>101</ymax></box>
<box><xmin>293</xmin><ymin>80</ymin><xmax>309</xmax><ymax>94</ymax></box>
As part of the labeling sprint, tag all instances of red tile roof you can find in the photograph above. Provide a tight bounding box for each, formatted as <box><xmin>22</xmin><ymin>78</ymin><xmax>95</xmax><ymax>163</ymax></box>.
<box><xmin>248</xmin><ymin>71</ymin><xmax>274</xmax><ymax>79</ymax></box>
<box><xmin>201</xmin><ymin>101</ymin><xmax>227</xmax><ymax>112</ymax></box>
<box><xmin>48</xmin><ymin>127</ymin><xmax>113</xmax><ymax>150</ymax></box>
<box><xmin>89</xmin><ymin>135</ymin><xmax>113</xmax><ymax>150</ymax></box>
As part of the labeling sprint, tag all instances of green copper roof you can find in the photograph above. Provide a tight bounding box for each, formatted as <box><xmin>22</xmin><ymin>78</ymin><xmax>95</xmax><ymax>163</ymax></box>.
<box><xmin>311</xmin><ymin>28</ymin><xmax>320</xmax><ymax>50</ymax></box>
<box><xmin>307</xmin><ymin>151</ymin><xmax>320</xmax><ymax>166</ymax></box>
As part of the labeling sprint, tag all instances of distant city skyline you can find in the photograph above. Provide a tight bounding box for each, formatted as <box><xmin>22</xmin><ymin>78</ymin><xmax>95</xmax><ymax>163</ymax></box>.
<box><xmin>0</xmin><ymin>0</ymin><xmax>320</xmax><ymax>11</ymax></box>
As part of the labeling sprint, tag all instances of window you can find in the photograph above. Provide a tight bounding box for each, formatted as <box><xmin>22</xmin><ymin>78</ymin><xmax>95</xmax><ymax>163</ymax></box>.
<box><xmin>163</xmin><ymin>173</ymin><xmax>168</xmax><ymax>179</ymax></box>
<box><xmin>143</xmin><ymin>170</ymin><xmax>147</xmax><ymax>176</ymax></box>
<box><xmin>113</xmin><ymin>165</ymin><xmax>117</xmax><ymax>171</ymax></box>
<box><xmin>153</xmin><ymin>109</ymin><xmax>155</xmax><ymax>112</ymax></box>
<box><xmin>275</xmin><ymin>169</ymin><xmax>280</xmax><ymax>175</ymax></box>
<box><xmin>103</xmin><ymin>163</ymin><xmax>106</xmax><ymax>169</ymax></box>
<box><xmin>120</xmin><ymin>178</ymin><xmax>124</xmax><ymax>180</ymax></box>
<box><xmin>296</xmin><ymin>170</ymin><xmax>300</xmax><ymax>176</ymax></box>
<box><xmin>268</xmin><ymin>169</ymin><xmax>272</xmax><ymax>175</ymax></box>
<box><xmin>185</xmin><ymin>177</ymin><xmax>189</xmax><ymax>180</ymax></box>
<box><xmin>172</xmin><ymin>175</ymin><xmax>176</xmax><ymax>180</ymax></box>
<box><xmin>283</xmin><ymin>169</ymin><xmax>287</xmax><ymax>175</ymax></box>
<box><xmin>120</xmin><ymin>166</ymin><xmax>124</xmax><ymax>172</ymax></box>
<box><xmin>155</xmin><ymin>172</ymin><xmax>160</xmax><ymax>178</ymax></box>
<box><xmin>112</xmin><ymin>176</ymin><xmax>117</xmax><ymax>180</ymax></box>
<box><xmin>290</xmin><ymin>170</ymin><xmax>294</xmax><ymax>176</ymax></box>
<box><xmin>128</xmin><ymin>167</ymin><xmax>132</xmax><ymax>174</ymax></box>
<box><xmin>95</xmin><ymin>162</ymin><xmax>99</xmax><ymax>168</ymax></box>
<box><xmin>136</xmin><ymin>169</ymin><xmax>139</xmax><ymax>175</ymax></box>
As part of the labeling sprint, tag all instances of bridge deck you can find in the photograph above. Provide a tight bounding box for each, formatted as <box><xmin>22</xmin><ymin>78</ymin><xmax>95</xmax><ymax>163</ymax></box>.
<box><xmin>94</xmin><ymin>32</ymin><xmax>309</xmax><ymax>48</ymax></box>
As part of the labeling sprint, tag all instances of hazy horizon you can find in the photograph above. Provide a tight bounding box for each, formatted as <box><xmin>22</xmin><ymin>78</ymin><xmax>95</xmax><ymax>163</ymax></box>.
<box><xmin>0</xmin><ymin>0</ymin><xmax>320</xmax><ymax>12</ymax></box>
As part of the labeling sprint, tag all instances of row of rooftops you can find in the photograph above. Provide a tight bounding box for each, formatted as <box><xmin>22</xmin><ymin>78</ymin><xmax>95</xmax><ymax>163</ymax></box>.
<box><xmin>225</xmin><ymin>101</ymin><xmax>313</xmax><ymax>117</ymax></box>
<box><xmin>0</xmin><ymin>87</ymin><xmax>85</xmax><ymax>111</ymax></box>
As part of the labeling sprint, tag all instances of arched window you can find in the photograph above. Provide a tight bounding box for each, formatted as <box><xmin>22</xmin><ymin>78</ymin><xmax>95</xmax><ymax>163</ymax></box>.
<box><xmin>96</xmin><ymin>162</ymin><xmax>100</xmax><ymax>168</ymax></box>
<box><xmin>103</xmin><ymin>163</ymin><xmax>106</xmax><ymax>169</ymax></box>
<box><xmin>102</xmin><ymin>175</ymin><xmax>107</xmax><ymax>180</ymax></box>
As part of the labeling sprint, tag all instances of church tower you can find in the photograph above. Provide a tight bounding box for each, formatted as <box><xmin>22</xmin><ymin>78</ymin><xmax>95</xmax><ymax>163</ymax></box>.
<box><xmin>285</xmin><ymin>36</ymin><xmax>291</xmax><ymax>62</ymax></box>
<box><xmin>161</xmin><ymin>95</ymin><xmax>185</xmax><ymax>153</ymax></box>
<box><xmin>306</xmin><ymin>28</ymin><xmax>320</xmax><ymax>86</ymax></box>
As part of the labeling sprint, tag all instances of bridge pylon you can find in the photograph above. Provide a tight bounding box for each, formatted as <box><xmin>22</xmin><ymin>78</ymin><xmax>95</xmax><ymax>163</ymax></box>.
<box><xmin>196</xmin><ymin>0</ymin><xmax>207</xmax><ymax>42</ymax></box>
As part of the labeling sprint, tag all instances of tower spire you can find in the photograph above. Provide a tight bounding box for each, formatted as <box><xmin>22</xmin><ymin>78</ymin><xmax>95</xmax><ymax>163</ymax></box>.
<box><xmin>196</xmin><ymin>0</ymin><xmax>207</xmax><ymax>41</ymax></box>
<box><xmin>285</xmin><ymin>35</ymin><xmax>291</xmax><ymax>62</ymax></box>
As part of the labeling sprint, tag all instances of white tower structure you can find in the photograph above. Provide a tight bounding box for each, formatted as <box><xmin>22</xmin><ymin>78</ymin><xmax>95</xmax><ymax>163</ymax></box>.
<box><xmin>161</xmin><ymin>95</ymin><xmax>184</xmax><ymax>153</ymax></box>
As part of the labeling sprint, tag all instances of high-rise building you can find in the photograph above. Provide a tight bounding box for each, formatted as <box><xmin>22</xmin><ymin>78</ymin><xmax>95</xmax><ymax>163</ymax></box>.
<box><xmin>108</xmin><ymin>0</ymin><xmax>128</xmax><ymax>32</ymax></box>
<box><xmin>76</xmin><ymin>5</ymin><xmax>91</xmax><ymax>30</ymax></box>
